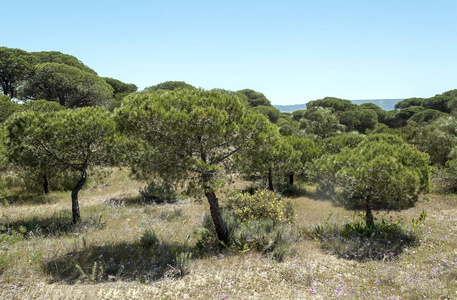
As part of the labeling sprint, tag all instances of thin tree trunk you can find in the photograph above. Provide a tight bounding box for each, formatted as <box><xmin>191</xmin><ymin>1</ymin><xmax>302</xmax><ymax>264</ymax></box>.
<box><xmin>365</xmin><ymin>195</ymin><xmax>374</xmax><ymax>227</ymax></box>
<box><xmin>43</xmin><ymin>174</ymin><xmax>50</xmax><ymax>195</ymax></box>
<box><xmin>268</xmin><ymin>167</ymin><xmax>274</xmax><ymax>191</ymax></box>
<box><xmin>71</xmin><ymin>168</ymin><xmax>87</xmax><ymax>224</ymax></box>
<box><xmin>205</xmin><ymin>190</ymin><xmax>229</xmax><ymax>244</ymax></box>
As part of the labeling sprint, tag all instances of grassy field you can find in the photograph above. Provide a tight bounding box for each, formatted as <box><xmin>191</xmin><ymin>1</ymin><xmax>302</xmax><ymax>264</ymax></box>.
<box><xmin>1</xmin><ymin>169</ymin><xmax>457</xmax><ymax>299</ymax></box>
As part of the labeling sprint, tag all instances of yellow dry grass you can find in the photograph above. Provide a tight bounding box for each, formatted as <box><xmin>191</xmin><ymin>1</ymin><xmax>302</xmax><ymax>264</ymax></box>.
<box><xmin>1</xmin><ymin>170</ymin><xmax>457</xmax><ymax>299</ymax></box>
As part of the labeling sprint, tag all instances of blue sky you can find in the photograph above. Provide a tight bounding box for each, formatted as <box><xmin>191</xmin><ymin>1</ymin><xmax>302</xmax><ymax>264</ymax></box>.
<box><xmin>4</xmin><ymin>0</ymin><xmax>457</xmax><ymax>105</ymax></box>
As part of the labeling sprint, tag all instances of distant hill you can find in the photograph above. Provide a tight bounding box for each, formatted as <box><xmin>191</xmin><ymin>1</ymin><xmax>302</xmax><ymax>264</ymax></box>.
<box><xmin>273</xmin><ymin>99</ymin><xmax>404</xmax><ymax>113</ymax></box>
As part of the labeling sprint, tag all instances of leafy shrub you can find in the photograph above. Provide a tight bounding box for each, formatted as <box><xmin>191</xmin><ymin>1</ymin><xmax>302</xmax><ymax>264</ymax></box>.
<box><xmin>140</xmin><ymin>229</ymin><xmax>160</xmax><ymax>248</ymax></box>
<box><xmin>139</xmin><ymin>180</ymin><xmax>179</xmax><ymax>204</ymax></box>
<box><xmin>233</xmin><ymin>219</ymin><xmax>298</xmax><ymax>261</ymax></box>
<box><xmin>224</xmin><ymin>189</ymin><xmax>295</xmax><ymax>225</ymax></box>
<box><xmin>0</xmin><ymin>225</ymin><xmax>26</xmax><ymax>246</ymax></box>
<box><xmin>195</xmin><ymin>213</ymin><xmax>240</xmax><ymax>251</ymax></box>
<box><xmin>431</xmin><ymin>158</ymin><xmax>457</xmax><ymax>193</ymax></box>
<box><xmin>170</xmin><ymin>251</ymin><xmax>192</xmax><ymax>277</ymax></box>
<box><xmin>195</xmin><ymin>213</ymin><xmax>298</xmax><ymax>261</ymax></box>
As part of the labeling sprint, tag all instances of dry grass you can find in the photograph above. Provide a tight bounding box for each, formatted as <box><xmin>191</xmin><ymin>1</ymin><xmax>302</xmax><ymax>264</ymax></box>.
<box><xmin>1</xmin><ymin>170</ymin><xmax>457</xmax><ymax>299</ymax></box>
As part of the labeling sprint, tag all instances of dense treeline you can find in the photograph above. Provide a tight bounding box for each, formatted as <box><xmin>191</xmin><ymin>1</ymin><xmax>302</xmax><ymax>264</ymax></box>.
<box><xmin>1</xmin><ymin>46</ymin><xmax>456</xmax><ymax>238</ymax></box>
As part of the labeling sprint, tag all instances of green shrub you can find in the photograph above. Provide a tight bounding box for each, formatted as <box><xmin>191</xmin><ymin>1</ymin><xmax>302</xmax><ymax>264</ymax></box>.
<box><xmin>431</xmin><ymin>159</ymin><xmax>457</xmax><ymax>193</ymax></box>
<box><xmin>173</xmin><ymin>251</ymin><xmax>192</xmax><ymax>277</ymax></box>
<box><xmin>224</xmin><ymin>189</ymin><xmax>295</xmax><ymax>225</ymax></box>
<box><xmin>139</xmin><ymin>180</ymin><xmax>179</xmax><ymax>204</ymax></box>
<box><xmin>140</xmin><ymin>229</ymin><xmax>160</xmax><ymax>248</ymax></box>
<box><xmin>232</xmin><ymin>219</ymin><xmax>297</xmax><ymax>261</ymax></box>
<box><xmin>195</xmin><ymin>213</ymin><xmax>240</xmax><ymax>250</ymax></box>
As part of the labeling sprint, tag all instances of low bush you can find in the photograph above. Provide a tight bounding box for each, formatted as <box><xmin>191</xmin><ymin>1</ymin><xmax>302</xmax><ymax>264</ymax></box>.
<box><xmin>431</xmin><ymin>159</ymin><xmax>457</xmax><ymax>193</ymax></box>
<box><xmin>139</xmin><ymin>180</ymin><xmax>179</xmax><ymax>204</ymax></box>
<box><xmin>140</xmin><ymin>229</ymin><xmax>160</xmax><ymax>248</ymax></box>
<box><xmin>224</xmin><ymin>189</ymin><xmax>295</xmax><ymax>225</ymax></box>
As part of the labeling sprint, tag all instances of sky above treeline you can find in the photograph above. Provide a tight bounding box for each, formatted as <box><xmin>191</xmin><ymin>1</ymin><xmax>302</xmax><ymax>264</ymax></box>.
<box><xmin>4</xmin><ymin>0</ymin><xmax>457</xmax><ymax>105</ymax></box>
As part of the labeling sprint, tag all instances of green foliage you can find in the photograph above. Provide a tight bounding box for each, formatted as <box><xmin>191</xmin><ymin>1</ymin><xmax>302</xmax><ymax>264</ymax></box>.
<box><xmin>306</xmin><ymin>97</ymin><xmax>357</xmax><ymax>112</ymax></box>
<box><xmin>308</xmin><ymin>140</ymin><xmax>430</xmax><ymax>221</ymax></box>
<box><xmin>238</xmin><ymin>130</ymin><xmax>303</xmax><ymax>190</ymax></box>
<box><xmin>223</xmin><ymin>190</ymin><xmax>295</xmax><ymax>224</ymax></box>
<box><xmin>364</xmin><ymin>133</ymin><xmax>404</xmax><ymax>145</ymax></box>
<box><xmin>172</xmin><ymin>251</ymin><xmax>192</xmax><ymax>277</ymax></box>
<box><xmin>195</xmin><ymin>213</ymin><xmax>240</xmax><ymax>250</ymax></box>
<box><xmin>360</xmin><ymin>102</ymin><xmax>387</xmax><ymax>123</ymax></box>
<box><xmin>20</xmin><ymin>63</ymin><xmax>113</xmax><ymax>108</ymax></box>
<box><xmin>115</xmin><ymin>89</ymin><xmax>274</xmax><ymax>243</ymax></box>
<box><xmin>195</xmin><ymin>213</ymin><xmax>296</xmax><ymax>261</ymax></box>
<box><xmin>431</xmin><ymin>158</ymin><xmax>457</xmax><ymax>193</ymax></box>
<box><xmin>394</xmin><ymin>98</ymin><xmax>425</xmax><ymax>110</ymax></box>
<box><xmin>31</xmin><ymin>50</ymin><xmax>97</xmax><ymax>74</ymax></box>
<box><xmin>0</xmin><ymin>95</ymin><xmax>21</xmax><ymax>123</ymax></box>
<box><xmin>299</xmin><ymin>107</ymin><xmax>346</xmax><ymax>138</ymax></box>
<box><xmin>250</xmin><ymin>105</ymin><xmax>281</xmax><ymax>123</ymax></box>
<box><xmin>409</xmin><ymin>109</ymin><xmax>445</xmax><ymax>125</ymax></box>
<box><xmin>339</xmin><ymin>109</ymin><xmax>378</xmax><ymax>133</ymax></box>
<box><xmin>144</xmin><ymin>81</ymin><xmax>196</xmax><ymax>92</ymax></box>
<box><xmin>407</xmin><ymin>115</ymin><xmax>457</xmax><ymax>165</ymax></box>
<box><xmin>321</xmin><ymin>134</ymin><xmax>366</xmax><ymax>154</ymax></box>
<box><xmin>102</xmin><ymin>77</ymin><xmax>138</xmax><ymax>110</ymax></box>
<box><xmin>115</xmin><ymin>89</ymin><xmax>273</xmax><ymax>194</ymax></box>
<box><xmin>0</xmin><ymin>47</ymin><xmax>36</xmax><ymax>98</ymax></box>
<box><xmin>140</xmin><ymin>229</ymin><xmax>160</xmax><ymax>248</ymax></box>
<box><xmin>23</xmin><ymin>99</ymin><xmax>65</xmax><ymax>113</ymax></box>
<box><xmin>422</xmin><ymin>95</ymin><xmax>452</xmax><ymax>113</ymax></box>
<box><xmin>5</xmin><ymin>107</ymin><xmax>117</xmax><ymax>221</ymax></box>
<box><xmin>276</xmin><ymin>115</ymin><xmax>300</xmax><ymax>136</ymax></box>
<box><xmin>139</xmin><ymin>180</ymin><xmax>179</xmax><ymax>204</ymax></box>
<box><xmin>365</xmin><ymin>123</ymin><xmax>403</xmax><ymax>136</ymax></box>
<box><xmin>6</xmin><ymin>107</ymin><xmax>116</xmax><ymax>175</ymax></box>
<box><xmin>103</xmin><ymin>77</ymin><xmax>137</xmax><ymax>97</ymax></box>
<box><xmin>232</xmin><ymin>219</ymin><xmax>293</xmax><ymax>261</ymax></box>
<box><xmin>236</xmin><ymin>89</ymin><xmax>271</xmax><ymax>107</ymax></box>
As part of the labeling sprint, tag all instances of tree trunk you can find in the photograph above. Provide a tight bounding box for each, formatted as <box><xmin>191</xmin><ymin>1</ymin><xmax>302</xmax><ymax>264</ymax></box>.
<box><xmin>71</xmin><ymin>168</ymin><xmax>87</xmax><ymax>224</ymax></box>
<box><xmin>43</xmin><ymin>174</ymin><xmax>50</xmax><ymax>195</ymax></box>
<box><xmin>205</xmin><ymin>190</ymin><xmax>229</xmax><ymax>244</ymax></box>
<box><xmin>268</xmin><ymin>167</ymin><xmax>274</xmax><ymax>191</ymax></box>
<box><xmin>288</xmin><ymin>173</ymin><xmax>294</xmax><ymax>186</ymax></box>
<box><xmin>365</xmin><ymin>195</ymin><xmax>374</xmax><ymax>227</ymax></box>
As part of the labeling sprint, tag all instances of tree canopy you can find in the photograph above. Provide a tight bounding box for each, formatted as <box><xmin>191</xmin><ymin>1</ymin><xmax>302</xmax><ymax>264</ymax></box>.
<box><xmin>115</xmin><ymin>89</ymin><xmax>274</xmax><ymax>243</ymax></box>
<box><xmin>144</xmin><ymin>81</ymin><xmax>196</xmax><ymax>92</ymax></box>
<box><xmin>236</xmin><ymin>89</ymin><xmax>272</xmax><ymax>107</ymax></box>
<box><xmin>0</xmin><ymin>47</ymin><xmax>36</xmax><ymax>98</ymax></box>
<box><xmin>20</xmin><ymin>63</ymin><xmax>113</xmax><ymax>108</ymax></box>
<box><xmin>5</xmin><ymin>107</ymin><xmax>116</xmax><ymax>222</ymax></box>
<box><xmin>309</xmin><ymin>138</ymin><xmax>430</xmax><ymax>226</ymax></box>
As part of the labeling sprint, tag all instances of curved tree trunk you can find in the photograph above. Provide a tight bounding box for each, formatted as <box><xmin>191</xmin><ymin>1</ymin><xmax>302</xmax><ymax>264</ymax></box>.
<box><xmin>43</xmin><ymin>174</ymin><xmax>50</xmax><ymax>195</ymax></box>
<box><xmin>71</xmin><ymin>168</ymin><xmax>87</xmax><ymax>224</ymax></box>
<box><xmin>205</xmin><ymin>190</ymin><xmax>229</xmax><ymax>244</ymax></box>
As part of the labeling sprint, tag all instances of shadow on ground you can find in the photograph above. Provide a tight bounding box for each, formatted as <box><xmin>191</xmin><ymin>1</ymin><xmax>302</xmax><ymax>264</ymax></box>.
<box><xmin>1</xmin><ymin>209</ymin><xmax>103</xmax><ymax>238</ymax></box>
<box><xmin>308</xmin><ymin>219</ymin><xmax>419</xmax><ymax>261</ymax></box>
<box><xmin>44</xmin><ymin>240</ymin><xmax>196</xmax><ymax>283</ymax></box>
